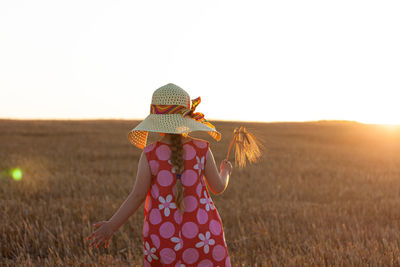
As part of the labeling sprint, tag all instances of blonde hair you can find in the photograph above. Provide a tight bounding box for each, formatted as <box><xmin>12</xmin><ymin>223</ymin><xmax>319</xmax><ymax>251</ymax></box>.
<box><xmin>169</xmin><ymin>134</ymin><xmax>185</xmax><ymax>213</ymax></box>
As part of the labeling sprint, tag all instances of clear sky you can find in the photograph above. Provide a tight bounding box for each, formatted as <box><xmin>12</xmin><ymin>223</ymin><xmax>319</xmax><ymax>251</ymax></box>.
<box><xmin>1</xmin><ymin>0</ymin><xmax>399</xmax><ymax>124</ymax></box>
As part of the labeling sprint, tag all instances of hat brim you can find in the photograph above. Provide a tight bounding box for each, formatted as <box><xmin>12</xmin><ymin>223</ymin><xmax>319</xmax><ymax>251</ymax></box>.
<box><xmin>128</xmin><ymin>114</ymin><xmax>221</xmax><ymax>149</ymax></box>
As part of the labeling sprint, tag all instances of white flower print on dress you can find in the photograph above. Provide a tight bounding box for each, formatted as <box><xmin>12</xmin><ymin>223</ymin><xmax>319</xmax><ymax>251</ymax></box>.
<box><xmin>170</xmin><ymin>230</ymin><xmax>184</xmax><ymax>251</ymax></box>
<box><xmin>144</xmin><ymin>241</ymin><xmax>158</xmax><ymax>262</ymax></box>
<box><xmin>193</xmin><ymin>156</ymin><xmax>205</xmax><ymax>176</ymax></box>
<box><xmin>158</xmin><ymin>194</ymin><xmax>176</xmax><ymax>217</ymax></box>
<box><xmin>195</xmin><ymin>231</ymin><xmax>215</xmax><ymax>254</ymax></box>
<box><xmin>168</xmin><ymin>160</ymin><xmax>176</xmax><ymax>174</ymax></box>
<box><xmin>199</xmin><ymin>190</ymin><xmax>215</xmax><ymax>211</ymax></box>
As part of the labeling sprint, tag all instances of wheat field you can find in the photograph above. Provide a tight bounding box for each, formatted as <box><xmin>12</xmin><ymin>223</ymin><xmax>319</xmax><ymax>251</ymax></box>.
<box><xmin>1</xmin><ymin>119</ymin><xmax>400</xmax><ymax>266</ymax></box>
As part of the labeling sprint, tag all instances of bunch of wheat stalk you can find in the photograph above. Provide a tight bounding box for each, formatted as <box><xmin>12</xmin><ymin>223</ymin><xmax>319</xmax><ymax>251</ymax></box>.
<box><xmin>225</xmin><ymin>126</ymin><xmax>264</xmax><ymax>168</ymax></box>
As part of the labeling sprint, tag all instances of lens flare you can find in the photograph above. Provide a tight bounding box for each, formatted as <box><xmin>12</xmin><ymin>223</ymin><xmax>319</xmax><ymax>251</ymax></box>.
<box><xmin>11</xmin><ymin>168</ymin><xmax>23</xmax><ymax>181</ymax></box>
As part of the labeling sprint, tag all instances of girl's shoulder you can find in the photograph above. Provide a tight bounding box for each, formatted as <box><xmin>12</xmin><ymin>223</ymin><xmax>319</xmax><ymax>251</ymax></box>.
<box><xmin>189</xmin><ymin>137</ymin><xmax>210</xmax><ymax>150</ymax></box>
<box><xmin>143</xmin><ymin>141</ymin><xmax>158</xmax><ymax>153</ymax></box>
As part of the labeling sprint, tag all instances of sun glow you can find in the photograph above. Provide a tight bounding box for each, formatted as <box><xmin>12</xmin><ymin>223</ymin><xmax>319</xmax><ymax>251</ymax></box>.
<box><xmin>354</xmin><ymin>113</ymin><xmax>400</xmax><ymax>126</ymax></box>
<box><xmin>358</xmin><ymin>120</ymin><xmax>400</xmax><ymax>127</ymax></box>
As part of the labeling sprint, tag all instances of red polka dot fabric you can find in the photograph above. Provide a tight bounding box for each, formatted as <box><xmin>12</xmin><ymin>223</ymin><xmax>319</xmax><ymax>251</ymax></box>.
<box><xmin>142</xmin><ymin>139</ymin><xmax>231</xmax><ymax>266</ymax></box>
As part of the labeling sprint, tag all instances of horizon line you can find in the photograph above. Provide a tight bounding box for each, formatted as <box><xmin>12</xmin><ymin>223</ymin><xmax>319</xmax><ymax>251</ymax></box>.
<box><xmin>1</xmin><ymin>117</ymin><xmax>400</xmax><ymax>127</ymax></box>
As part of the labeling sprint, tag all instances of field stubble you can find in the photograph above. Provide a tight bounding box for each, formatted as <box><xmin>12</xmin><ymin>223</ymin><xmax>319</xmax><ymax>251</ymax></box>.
<box><xmin>1</xmin><ymin>120</ymin><xmax>400</xmax><ymax>266</ymax></box>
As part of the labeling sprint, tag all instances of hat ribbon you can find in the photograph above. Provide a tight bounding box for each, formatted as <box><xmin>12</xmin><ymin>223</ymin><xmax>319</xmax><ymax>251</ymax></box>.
<box><xmin>150</xmin><ymin>97</ymin><xmax>217</xmax><ymax>130</ymax></box>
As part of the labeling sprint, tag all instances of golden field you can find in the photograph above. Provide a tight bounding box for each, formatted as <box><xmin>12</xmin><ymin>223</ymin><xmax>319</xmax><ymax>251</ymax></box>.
<box><xmin>1</xmin><ymin>119</ymin><xmax>400</xmax><ymax>266</ymax></box>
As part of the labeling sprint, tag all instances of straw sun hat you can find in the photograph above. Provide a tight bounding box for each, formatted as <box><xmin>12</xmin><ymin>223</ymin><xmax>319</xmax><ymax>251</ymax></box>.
<box><xmin>128</xmin><ymin>83</ymin><xmax>221</xmax><ymax>149</ymax></box>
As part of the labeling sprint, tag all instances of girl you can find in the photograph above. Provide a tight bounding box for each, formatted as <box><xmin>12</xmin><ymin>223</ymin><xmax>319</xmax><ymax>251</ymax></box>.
<box><xmin>87</xmin><ymin>83</ymin><xmax>232</xmax><ymax>266</ymax></box>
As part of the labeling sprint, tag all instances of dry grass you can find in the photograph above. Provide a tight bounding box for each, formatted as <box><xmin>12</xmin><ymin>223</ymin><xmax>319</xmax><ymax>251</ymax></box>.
<box><xmin>1</xmin><ymin>119</ymin><xmax>400</xmax><ymax>266</ymax></box>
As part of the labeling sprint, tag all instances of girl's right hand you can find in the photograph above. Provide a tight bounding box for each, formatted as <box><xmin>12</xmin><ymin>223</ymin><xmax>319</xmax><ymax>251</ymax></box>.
<box><xmin>87</xmin><ymin>220</ymin><xmax>115</xmax><ymax>249</ymax></box>
<box><xmin>220</xmin><ymin>159</ymin><xmax>233</xmax><ymax>175</ymax></box>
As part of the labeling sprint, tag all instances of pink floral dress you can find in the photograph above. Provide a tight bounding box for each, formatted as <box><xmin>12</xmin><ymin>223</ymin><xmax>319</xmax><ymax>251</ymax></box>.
<box><xmin>142</xmin><ymin>139</ymin><xmax>231</xmax><ymax>266</ymax></box>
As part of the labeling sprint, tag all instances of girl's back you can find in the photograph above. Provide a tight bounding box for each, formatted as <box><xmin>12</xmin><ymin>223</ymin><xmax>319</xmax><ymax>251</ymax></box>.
<box><xmin>142</xmin><ymin>138</ymin><xmax>230</xmax><ymax>266</ymax></box>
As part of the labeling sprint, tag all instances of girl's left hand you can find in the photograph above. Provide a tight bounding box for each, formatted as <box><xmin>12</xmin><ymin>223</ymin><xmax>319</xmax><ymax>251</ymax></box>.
<box><xmin>220</xmin><ymin>159</ymin><xmax>233</xmax><ymax>176</ymax></box>
<box><xmin>87</xmin><ymin>220</ymin><xmax>115</xmax><ymax>248</ymax></box>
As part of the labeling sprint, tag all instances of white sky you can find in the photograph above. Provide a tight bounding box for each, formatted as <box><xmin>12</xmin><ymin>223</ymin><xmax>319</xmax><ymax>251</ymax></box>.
<box><xmin>1</xmin><ymin>0</ymin><xmax>399</xmax><ymax>124</ymax></box>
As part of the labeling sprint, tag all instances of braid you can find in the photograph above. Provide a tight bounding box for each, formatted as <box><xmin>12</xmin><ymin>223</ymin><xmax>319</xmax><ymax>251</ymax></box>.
<box><xmin>170</xmin><ymin>134</ymin><xmax>185</xmax><ymax>213</ymax></box>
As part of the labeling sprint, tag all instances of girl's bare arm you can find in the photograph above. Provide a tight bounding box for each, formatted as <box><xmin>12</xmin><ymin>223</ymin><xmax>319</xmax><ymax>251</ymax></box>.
<box><xmin>108</xmin><ymin>151</ymin><xmax>152</xmax><ymax>231</ymax></box>
<box><xmin>87</xmin><ymin>151</ymin><xmax>151</xmax><ymax>248</ymax></box>
<box><xmin>204</xmin><ymin>148</ymin><xmax>232</xmax><ymax>195</ymax></box>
